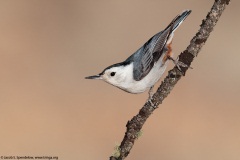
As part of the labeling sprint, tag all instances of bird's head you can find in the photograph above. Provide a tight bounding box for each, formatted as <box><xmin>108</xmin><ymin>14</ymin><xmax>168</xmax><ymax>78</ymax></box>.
<box><xmin>85</xmin><ymin>64</ymin><xmax>130</xmax><ymax>87</ymax></box>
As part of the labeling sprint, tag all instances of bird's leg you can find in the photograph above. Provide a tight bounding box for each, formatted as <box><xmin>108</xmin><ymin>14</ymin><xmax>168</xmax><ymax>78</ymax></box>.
<box><xmin>148</xmin><ymin>86</ymin><xmax>154</xmax><ymax>99</ymax></box>
<box><xmin>167</xmin><ymin>55</ymin><xmax>193</xmax><ymax>71</ymax></box>
<box><xmin>147</xmin><ymin>86</ymin><xmax>155</xmax><ymax>106</ymax></box>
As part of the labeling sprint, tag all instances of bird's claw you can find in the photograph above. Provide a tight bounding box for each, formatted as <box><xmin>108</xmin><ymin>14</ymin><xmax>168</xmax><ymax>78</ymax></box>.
<box><xmin>168</xmin><ymin>56</ymin><xmax>192</xmax><ymax>71</ymax></box>
<box><xmin>147</xmin><ymin>86</ymin><xmax>157</xmax><ymax>108</ymax></box>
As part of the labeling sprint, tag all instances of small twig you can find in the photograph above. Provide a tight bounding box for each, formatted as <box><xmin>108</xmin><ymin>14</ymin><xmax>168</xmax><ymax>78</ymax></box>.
<box><xmin>109</xmin><ymin>0</ymin><xmax>230</xmax><ymax>159</ymax></box>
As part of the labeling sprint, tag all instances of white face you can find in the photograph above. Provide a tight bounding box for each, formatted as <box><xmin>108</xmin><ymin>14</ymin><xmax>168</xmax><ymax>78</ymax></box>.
<box><xmin>85</xmin><ymin>63</ymin><xmax>133</xmax><ymax>91</ymax></box>
<box><xmin>101</xmin><ymin>67</ymin><xmax>125</xmax><ymax>87</ymax></box>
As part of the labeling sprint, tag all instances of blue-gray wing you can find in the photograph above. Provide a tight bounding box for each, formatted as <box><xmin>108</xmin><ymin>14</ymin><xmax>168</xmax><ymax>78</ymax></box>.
<box><xmin>129</xmin><ymin>10</ymin><xmax>191</xmax><ymax>81</ymax></box>
<box><xmin>131</xmin><ymin>28</ymin><xmax>172</xmax><ymax>81</ymax></box>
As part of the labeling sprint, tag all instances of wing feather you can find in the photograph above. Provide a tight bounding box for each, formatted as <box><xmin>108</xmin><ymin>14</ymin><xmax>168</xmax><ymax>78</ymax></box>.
<box><xmin>131</xmin><ymin>10</ymin><xmax>191</xmax><ymax>81</ymax></box>
<box><xmin>132</xmin><ymin>28</ymin><xmax>172</xmax><ymax>81</ymax></box>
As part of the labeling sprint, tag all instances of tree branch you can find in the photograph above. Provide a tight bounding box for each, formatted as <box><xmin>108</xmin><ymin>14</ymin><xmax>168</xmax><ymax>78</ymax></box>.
<box><xmin>109</xmin><ymin>0</ymin><xmax>230</xmax><ymax>159</ymax></box>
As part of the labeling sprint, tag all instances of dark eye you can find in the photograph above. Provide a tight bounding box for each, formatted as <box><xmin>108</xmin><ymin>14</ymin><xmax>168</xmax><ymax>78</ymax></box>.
<box><xmin>110</xmin><ymin>72</ymin><xmax>116</xmax><ymax>76</ymax></box>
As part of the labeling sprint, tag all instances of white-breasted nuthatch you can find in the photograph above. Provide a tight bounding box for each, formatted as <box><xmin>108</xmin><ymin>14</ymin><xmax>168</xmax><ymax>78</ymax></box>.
<box><xmin>86</xmin><ymin>10</ymin><xmax>191</xmax><ymax>97</ymax></box>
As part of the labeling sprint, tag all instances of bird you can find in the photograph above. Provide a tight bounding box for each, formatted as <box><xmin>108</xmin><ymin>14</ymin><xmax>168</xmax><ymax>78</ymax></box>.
<box><xmin>85</xmin><ymin>10</ymin><xmax>191</xmax><ymax>99</ymax></box>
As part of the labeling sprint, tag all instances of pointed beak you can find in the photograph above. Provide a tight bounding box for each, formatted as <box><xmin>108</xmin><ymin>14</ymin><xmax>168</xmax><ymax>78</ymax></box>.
<box><xmin>85</xmin><ymin>74</ymin><xmax>102</xmax><ymax>80</ymax></box>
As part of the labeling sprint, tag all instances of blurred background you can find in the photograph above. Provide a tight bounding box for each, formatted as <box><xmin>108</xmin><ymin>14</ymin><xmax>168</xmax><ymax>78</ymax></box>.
<box><xmin>0</xmin><ymin>0</ymin><xmax>239</xmax><ymax>160</ymax></box>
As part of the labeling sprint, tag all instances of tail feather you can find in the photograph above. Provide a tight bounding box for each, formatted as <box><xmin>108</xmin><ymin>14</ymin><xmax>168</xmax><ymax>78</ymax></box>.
<box><xmin>148</xmin><ymin>10</ymin><xmax>191</xmax><ymax>56</ymax></box>
<box><xmin>171</xmin><ymin>10</ymin><xmax>192</xmax><ymax>32</ymax></box>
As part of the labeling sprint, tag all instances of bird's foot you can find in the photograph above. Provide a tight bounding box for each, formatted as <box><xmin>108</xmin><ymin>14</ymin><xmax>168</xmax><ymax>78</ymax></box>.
<box><xmin>168</xmin><ymin>56</ymin><xmax>192</xmax><ymax>71</ymax></box>
<box><xmin>147</xmin><ymin>86</ymin><xmax>157</xmax><ymax>108</ymax></box>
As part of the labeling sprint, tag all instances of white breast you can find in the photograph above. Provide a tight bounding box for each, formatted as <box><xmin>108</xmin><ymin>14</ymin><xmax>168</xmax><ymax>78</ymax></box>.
<box><xmin>115</xmin><ymin>57</ymin><xmax>168</xmax><ymax>94</ymax></box>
